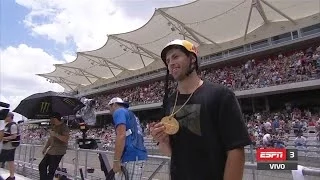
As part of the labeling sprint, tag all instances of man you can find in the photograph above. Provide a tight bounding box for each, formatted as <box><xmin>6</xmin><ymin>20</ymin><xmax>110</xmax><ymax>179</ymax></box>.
<box><xmin>108</xmin><ymin>97</ymin><xmax>147</xmax><ymax>180</ymax></box>
<box><xmin>262</xmin><ymin>132</ymin><xmax>272</xmax><ymax>147</ymax></box>
<box><xmin>0</xmin><ymin>112</ymin><xmax>20</xmax><ymax>180</ymax></box>
<box><xmin>150</xmin><ymin>40</ymin><xmax>251</xmax><ymax>180</ymax></box>
<box><xmin>294</xmin><ymin>132</ymin><xmax>307</xmax><ymax>148</ymax></box>
<box><xmin>39</xmin><ymin>112</ymin><xmax>69</xmax><ymax>180</ymax></box>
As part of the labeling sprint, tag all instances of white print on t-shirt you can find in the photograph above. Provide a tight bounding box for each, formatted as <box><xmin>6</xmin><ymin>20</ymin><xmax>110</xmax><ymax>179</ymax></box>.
<box><xmin>135</xmin><ymin>116</ymin><xmax>143</xmax><ymax>136</ymax></box>
<box><xmin>172</xmin><ymin>104</ymin><xmax>201</xmax><ymax>136</ymax></box>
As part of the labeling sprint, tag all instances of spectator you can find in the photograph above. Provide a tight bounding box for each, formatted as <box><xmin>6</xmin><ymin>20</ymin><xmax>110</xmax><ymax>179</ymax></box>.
<box><xmin>108</xmin><ymin>97</ymin><xmax>147</xmax><ymax>180</ymax></box>
<box><xmin>0</xmin><ymin>112</ymin><xmax>20</xmax><ymax>180</ymax></box>
<box><xmin>39</xmin><ymin>112</ymin><xmax>70</xmax><ymax>180</ymax></box>
<box><xmin>262</xmin><ymin>133</ymin><xmax>272</xmax><ymax>147</ymax></box>
<box><xmin>90</xmin><ymin>45</ymin><xmax>319</xmax><ymax>111</ymax></box>
<box><xmin>294</xmin><ymin>133</ymin><xmax>307</xmax><ymax>148</ymax></box>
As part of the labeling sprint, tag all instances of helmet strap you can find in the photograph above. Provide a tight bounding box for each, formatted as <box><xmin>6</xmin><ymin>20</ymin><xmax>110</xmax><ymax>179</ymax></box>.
<box><xmin>162</xmin><ymin>68</ymin><xmax>170</xmax><ymax>114</ymax></box>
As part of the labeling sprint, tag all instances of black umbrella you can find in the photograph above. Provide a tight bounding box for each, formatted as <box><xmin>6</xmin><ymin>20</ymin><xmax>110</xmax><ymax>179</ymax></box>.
<box><xmin>13</xmin><ymin>91</ymin><xmax>84</xmax><ymax>119</ymax></box>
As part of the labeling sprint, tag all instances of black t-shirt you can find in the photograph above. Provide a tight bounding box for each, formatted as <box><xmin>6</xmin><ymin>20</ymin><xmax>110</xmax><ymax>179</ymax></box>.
<box><xmin>165</xmin><ymin>81</ymin><xmax>251</xmax><ymax>180</ymax></box>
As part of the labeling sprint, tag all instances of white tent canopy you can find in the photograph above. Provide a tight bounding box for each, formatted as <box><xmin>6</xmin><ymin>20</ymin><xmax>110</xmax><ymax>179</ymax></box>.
<box><xmin>39</xmin><ymin>0</ymin><xmax>320</xmax><ymax>91</ymax></box>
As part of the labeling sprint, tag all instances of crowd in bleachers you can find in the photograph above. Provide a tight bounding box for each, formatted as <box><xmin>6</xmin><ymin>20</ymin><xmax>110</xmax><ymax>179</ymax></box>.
<box><xmin>20</xmin><ymin>125</ymin><xmax>116</xmax><ymax>146</ymax></box>
<box><xmin>20</xmin><ymin>107</ymin><xmax>320</xmax><ymax>151</ymax></box>
<box><xmin>245</xmin><ymin>108</ymin><xmax>320</xmax><ymax>149</ymax></box>
<box><xmin>94</xmin><ymin>45</ymin><xmax>320</xmax><ymax>111</ymax></box>
<box><xmin>18</xmin><ymin>46</ymin><xmax>320</xmax><ymax>152</ymax></box>
<box><xmin>20</xmin><ymin>127</ymin><xmax>49</xmax><ymax>144</ymax></box>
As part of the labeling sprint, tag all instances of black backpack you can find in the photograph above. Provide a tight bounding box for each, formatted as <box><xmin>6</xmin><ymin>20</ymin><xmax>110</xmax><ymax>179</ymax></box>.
<box><xmin>3</xmin><ymin>122</ymin><xmax>20</xmax><ymax>147</ymax></box>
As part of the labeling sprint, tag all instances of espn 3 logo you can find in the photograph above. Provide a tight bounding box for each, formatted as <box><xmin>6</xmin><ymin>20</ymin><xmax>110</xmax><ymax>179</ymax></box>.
<box><xmin>256</xmin><ymin>148</ymin><xmax>287</xmax><ymax>161</ymax></box>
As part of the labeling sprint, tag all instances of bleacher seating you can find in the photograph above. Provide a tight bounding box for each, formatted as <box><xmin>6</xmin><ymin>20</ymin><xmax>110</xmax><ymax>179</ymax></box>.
<box><xmin>92</xmin><ymin>46</ymin><xmax>320</xmax><ymax>111</ymax></box>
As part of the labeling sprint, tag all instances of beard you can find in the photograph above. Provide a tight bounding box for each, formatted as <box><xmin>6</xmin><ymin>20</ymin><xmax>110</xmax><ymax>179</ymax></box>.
<box><xmin>170</xmin><ymin>66</ymin><xmax>188</xmax><ymax>81</ymax></box>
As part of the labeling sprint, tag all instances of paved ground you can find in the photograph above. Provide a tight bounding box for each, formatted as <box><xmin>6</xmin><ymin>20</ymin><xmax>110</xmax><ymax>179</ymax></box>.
<box><xmin>0</xmin><ymin>168</ymin><xmax>32</xmax><ymax>180</ymax></box>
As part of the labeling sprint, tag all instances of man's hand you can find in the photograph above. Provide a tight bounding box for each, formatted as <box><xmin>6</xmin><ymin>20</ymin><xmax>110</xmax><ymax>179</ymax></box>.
<box><xmin>150</xmin><ymin>122</ymin><xmax>169</xmax><ymax>143</ymax></box>
<box><xmin>42</xmin><ymin>148</ymin><xmax>47</xmax><ymax>155</ymax></box>
<box><xmin>113</xmin><ymin>161</ymin><xmax>121</xmax><ymax>173</ymax></box>
<box><xmin>150</xmin><ymin>122</ymin><xmax>172</xmax><ymax>156</ymax></box>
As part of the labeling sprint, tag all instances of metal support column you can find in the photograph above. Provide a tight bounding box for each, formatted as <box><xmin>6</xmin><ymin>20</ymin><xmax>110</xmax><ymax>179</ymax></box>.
<box><xmin>265</xmin><ymin>96</ymin><xmax>270</xmax><ymax>112</ymax></box>
<box><xmin>251</xmin><ymin>97</ymin><xmax>256</xmax><ymax>113</ymax></box>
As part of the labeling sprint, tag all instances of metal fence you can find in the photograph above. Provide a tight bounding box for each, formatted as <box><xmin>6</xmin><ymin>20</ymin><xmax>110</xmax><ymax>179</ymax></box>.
<box><xmin>8</xmin><ymin>143</ymin><xmax>320</xmax><ymax>180</ymax></box>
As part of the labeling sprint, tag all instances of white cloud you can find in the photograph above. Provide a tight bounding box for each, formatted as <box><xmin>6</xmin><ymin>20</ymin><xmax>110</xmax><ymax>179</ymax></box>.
<box><xmin>0</xmin><ymin>95</ymin><xmax>9</xmax><ymax>104</ymax></box>
<box><xmin>2</xmin><ymin>0</ymin><xmax>149</xmax><ymax>120</ymax></box>
<box><xmin>62</xmin><ymin>52</ymin><xmax>76</xmax><ymax>63</ymax></box>
<box><xmin>0</xmin><ymin>44</ymin><xmax>64</xmax><ymax>114</ymax></box>
<box><xmin>0</xmin><ymin>0</ymin><xmax>193</xmax><ymax>123</ymax></box>
<box><xmin>16</xmin><ymin>0</ymin><xmax>147</xmax><ymax>52</ymax></box>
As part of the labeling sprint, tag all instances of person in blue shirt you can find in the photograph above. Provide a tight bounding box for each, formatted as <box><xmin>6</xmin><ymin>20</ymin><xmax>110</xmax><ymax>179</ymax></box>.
<box><xmin>108</xmin><ymin>97</ymin><xmax>147</xmax><ymax>180</ymax></box>
<box><xmin>272</xmin><ymin>118</ymin><xmax>280</xmax><ymax>130</ymax></box>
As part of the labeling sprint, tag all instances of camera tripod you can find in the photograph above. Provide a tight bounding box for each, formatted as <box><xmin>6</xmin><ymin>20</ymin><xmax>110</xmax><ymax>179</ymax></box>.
<box><xmin>76</xmin><ymin>123</ymin><xmax>111</xmax><ymax>179</ymax></box>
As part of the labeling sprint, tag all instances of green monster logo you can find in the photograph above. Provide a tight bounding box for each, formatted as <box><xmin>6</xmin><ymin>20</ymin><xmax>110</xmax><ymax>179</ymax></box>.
<box><xmin>40</xmin><ymin>102</ymin><xmax>50</xmax><ymax>113</ymax></box>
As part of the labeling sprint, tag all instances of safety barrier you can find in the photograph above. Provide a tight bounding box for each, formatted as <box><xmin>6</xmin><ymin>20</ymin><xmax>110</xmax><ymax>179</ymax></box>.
<box><xmin>7</xmin><ymin>143</ymin><xmax>320</xmax><ymax>180</ymax></box>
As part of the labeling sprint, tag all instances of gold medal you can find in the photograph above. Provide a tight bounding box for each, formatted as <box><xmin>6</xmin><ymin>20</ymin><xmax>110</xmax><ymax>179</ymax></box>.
<box><xmin>161</xmin><ymin>116</ymin><xmax>179</xmax><ymax>135</ymax></box>
<box><xmin>161</xmin><ymin>80</ymin><xmax>202</xmax><ymax>135</ymax></box>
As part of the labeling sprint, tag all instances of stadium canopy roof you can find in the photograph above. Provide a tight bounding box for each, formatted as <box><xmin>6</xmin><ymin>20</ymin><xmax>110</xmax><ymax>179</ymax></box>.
<box><xmin>38</xmin><ymin>0</ymin><xmax>320</xmax><ymax>91</ymax></box>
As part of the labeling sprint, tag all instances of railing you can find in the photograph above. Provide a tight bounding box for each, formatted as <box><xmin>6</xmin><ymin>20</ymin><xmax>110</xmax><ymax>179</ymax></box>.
<box><xmin>9</xmin><ymin>143</ymin><xmax>320</xmax><ymax>180</ymax></box>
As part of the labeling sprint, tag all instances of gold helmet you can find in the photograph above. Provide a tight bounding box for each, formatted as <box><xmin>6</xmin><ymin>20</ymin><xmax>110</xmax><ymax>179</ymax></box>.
<box><xmin>160</xmin><ymin>39</ymin><xmax>198</xmax><ymax>65</ymax></box>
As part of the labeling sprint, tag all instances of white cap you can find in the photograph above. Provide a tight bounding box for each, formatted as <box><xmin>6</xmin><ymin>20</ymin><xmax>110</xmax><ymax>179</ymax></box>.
<box><xmin>108</xmin><ymin>97</ymin><xmax>129</xmax><ymax>108</ymax></box>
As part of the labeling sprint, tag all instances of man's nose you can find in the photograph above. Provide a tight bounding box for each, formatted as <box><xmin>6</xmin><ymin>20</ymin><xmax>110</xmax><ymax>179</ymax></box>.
<box><xmin>167</xmin><ymin>57</ymin><xmax>176</xmax><ymax>66</ymax></box>
<box><xmin>168</xmin><ymin>61</ymin><xmax>176</xmax><ymax>68</ymax></box>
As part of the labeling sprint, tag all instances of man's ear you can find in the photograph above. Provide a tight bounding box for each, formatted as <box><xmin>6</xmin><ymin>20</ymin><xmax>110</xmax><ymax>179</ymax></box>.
<box><xmin>190</xmin><ymin>54</ymin><xmax>196</xmax><ymax>63</ymax></box>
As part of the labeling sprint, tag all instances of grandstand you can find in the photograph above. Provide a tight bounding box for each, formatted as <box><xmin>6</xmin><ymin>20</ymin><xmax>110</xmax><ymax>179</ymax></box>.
<box><xmin>10</xmin><ymin>0</ymin><xmax>320</xmax><ymax>179</ymax></box>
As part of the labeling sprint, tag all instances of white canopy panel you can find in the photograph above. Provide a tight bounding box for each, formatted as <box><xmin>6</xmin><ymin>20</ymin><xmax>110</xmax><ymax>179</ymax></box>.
<box><xmin>164</xmin><ymin>0</ymin><xmax>320</xmax><ymax>42</ymax></box>
<box><xmin>39</xmin><ymin>0</ymin><xmax>320</xmax><ymax>91</ymax></box>
<box><xmin>37</xmin><ymin>73</ymin><xmax>80</xmax><ymax>91</ymax></box>
<box><xmin>40</xmin><ymin>65</ymin><xmax>91</xmax><ymax>86</ymax></box>
<box><xmin>57</xmin><ymin>53</ymin><xmax>122</xmax><ymax>80</ymax></box>
<box><xmin>83</xmin><ymin>37</ymin><xmax>157</xmax><ymax>71</ymax></box>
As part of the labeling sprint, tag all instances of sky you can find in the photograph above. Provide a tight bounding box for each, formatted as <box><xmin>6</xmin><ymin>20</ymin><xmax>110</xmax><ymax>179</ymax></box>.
<box><xmin>0</xmin><ymin>0</ymin><xmax>191</xmax><ymax>121</ymax></box>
